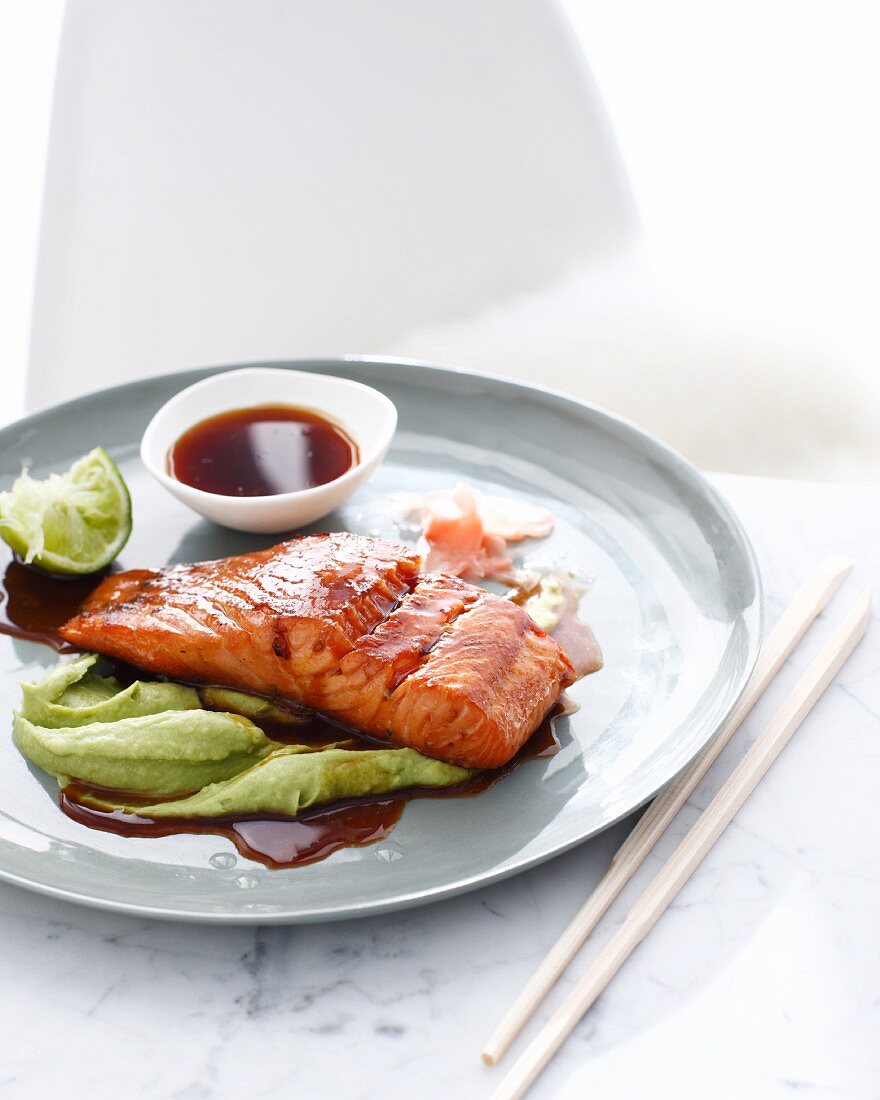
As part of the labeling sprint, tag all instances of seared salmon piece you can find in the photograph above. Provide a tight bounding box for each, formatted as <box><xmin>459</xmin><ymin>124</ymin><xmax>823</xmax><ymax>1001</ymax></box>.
<box><xmin>329</xmin><ymin>575</ymin><xmax>574</xmax><ymax>767</ymax></box>
<box><xmin>60</xmin><ymin>534</ymin><xmax>420</xmax><ymax>705</ymax></box>
<box><xmin>60</xmin><ymin>534</ymin><xmax>574</xmax><ymax>768</ymax></box>
<box><xmin>321</xmin><ymin>573</ymin><xmax>482</xmax><ymax>723</ymax></box>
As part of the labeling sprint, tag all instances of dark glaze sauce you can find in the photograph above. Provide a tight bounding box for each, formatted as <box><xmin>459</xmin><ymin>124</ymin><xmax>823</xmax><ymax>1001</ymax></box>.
<box><xmin>168</xmin><ymin>404</ymin><xmax>359</xmax><ymax>497</ymax></box>
<box><xmin>61</xmin><ymin>786</ymin><xmax>408</xmax><ymax>869</ymax></box>
<box><xmin>0</xmin><ymin>553</ymin><xmax>99</xmax><ymax>651</ymax></box>
<box><xmin>60</xmin><ymin>706</ymin><xmax>564</xmax><ymax>870</ymax></box>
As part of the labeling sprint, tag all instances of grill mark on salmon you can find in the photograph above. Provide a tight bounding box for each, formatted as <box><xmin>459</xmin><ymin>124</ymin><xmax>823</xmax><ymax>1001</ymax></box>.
<box><xmin>60</xmin><ymin>533</ymin><xmax>575</xmax><ymax>769</ymax></box>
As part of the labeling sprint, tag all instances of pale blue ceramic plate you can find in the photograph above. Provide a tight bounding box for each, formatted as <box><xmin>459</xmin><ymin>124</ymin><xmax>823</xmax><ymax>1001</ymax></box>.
<box><xmin>0</xmin><ymin>359</ymin><xmax>761</xmax><ymax>922</ymax></box>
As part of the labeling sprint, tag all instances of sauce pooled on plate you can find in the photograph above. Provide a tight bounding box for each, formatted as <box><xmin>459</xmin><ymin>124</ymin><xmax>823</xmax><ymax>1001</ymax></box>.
<box><xmin>0</xmin><ymin>552</ymin><xmax>99</xmax><ymax>651</ymax></box>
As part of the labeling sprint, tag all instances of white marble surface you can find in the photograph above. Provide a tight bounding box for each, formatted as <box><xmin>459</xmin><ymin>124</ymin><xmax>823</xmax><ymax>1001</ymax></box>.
<box><xmin>0</xmin><ymin>474</ymin><xmax>878</xmax><ymax>1100</ymax></box>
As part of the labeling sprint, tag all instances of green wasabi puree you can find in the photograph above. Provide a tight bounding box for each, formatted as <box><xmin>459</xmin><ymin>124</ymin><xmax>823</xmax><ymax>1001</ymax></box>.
<box><xmin>198</xmin><ymin>686</ymin><xmax>309</xmax><ymax>730</ymax></box>
<box><xmin>523</xmin><ymin>576</ymin><xmax>567</xmax><ymax>633</ymax></box>
<box><xmin>14</xmin><ymin>655</ymin><xmax>473</xmax><ymax>814</ymax></box>
<box><xmin>91</xmin><ymin>744</ymin><xmax>472</xmax><ymax>819</ymax></box>
<box><xmin>14</xmin><ymin>655</ymin><xmax>275</xmax><ymax>796</ymax></box>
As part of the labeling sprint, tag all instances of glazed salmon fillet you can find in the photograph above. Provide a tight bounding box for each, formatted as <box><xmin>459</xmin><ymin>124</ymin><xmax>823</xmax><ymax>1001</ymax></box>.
<box><xmin>60</xmin><ymin>533</ymin><xmax>574</xmax><ymax>768</ymax></box>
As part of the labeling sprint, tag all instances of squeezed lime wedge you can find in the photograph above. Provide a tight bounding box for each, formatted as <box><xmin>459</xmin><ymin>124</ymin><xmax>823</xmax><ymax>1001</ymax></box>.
<box><xmin>0</xmin><ymin>447</ymin><xmax>132</xmax><ymax>575</ymax></box>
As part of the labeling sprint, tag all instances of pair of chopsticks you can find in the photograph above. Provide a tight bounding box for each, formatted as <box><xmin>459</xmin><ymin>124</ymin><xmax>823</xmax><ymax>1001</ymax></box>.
<box><xmin>483</xmin><ymin>557</ymin><xmax>870</xmax><ymax>1100</ymax></box>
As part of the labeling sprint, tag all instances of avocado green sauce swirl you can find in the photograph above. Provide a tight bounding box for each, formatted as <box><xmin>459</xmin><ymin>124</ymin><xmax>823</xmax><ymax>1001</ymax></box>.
<box><xmin>14</xmin><ymin>655</ymin><xmax>473</xmax><ymax>818</ymax></box>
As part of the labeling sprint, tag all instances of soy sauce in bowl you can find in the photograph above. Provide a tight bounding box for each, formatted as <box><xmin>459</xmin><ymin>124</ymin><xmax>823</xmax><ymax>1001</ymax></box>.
<box><xmin>141</xmin><ymin>367</ymin><xmax>397</xmax><ymax>533</ymax></box>
<box><xmin>168</xmin><ymin>405</ymin><xmax>359</xmax><ymax>498</ymax></box>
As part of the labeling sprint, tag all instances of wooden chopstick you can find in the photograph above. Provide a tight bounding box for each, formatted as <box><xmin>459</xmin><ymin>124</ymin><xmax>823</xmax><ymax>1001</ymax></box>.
<box><xmin>482</xmin><ymin>555</ymin><xmax>852</xmax><ymax>1065</ymax></box>
<box><xmin>489</xmin><ymin>584</ymin><xmax>871</xmax><ymax>1100</ymax></box>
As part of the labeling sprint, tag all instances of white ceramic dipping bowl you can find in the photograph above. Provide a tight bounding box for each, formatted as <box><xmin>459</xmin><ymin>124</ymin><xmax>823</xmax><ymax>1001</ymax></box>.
<box><xmin>140</xmin><ymin>367</ymin><xmax>397</xmax><ymax>533</ymax></box>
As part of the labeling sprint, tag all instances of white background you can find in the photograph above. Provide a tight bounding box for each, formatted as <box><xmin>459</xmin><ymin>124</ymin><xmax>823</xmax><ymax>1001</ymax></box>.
<box><xmin>2</xmin><ymin>1</ymin><xmax>879</xmax><ymax>468</ymax></box>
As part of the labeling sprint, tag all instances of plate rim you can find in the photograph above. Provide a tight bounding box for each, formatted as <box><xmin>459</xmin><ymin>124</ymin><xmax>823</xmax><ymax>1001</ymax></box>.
<box><xmin>0</xmin><ymin>356</ymin><xmax>763</xmax><ymax>922</ymax></box>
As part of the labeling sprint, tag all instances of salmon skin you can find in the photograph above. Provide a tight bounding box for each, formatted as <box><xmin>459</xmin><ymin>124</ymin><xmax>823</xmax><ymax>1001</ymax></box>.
<box><xmin>60</xmin><ymin>533</ymin><xmax>575</xmax><ymax>769</ymax></box>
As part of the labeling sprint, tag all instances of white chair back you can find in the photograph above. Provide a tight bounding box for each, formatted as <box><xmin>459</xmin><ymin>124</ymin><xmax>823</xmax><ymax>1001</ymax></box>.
<box><xmin>27</xmin><ymin>0</ymin><xmax>636</xmax><ymax>409</ymax></box>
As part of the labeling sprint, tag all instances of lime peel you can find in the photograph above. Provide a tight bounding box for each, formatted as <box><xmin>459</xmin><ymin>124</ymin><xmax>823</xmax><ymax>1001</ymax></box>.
<box><xmin>0</xmin><ymin>447</ymin><xmax>132</xmax><ymax>575</ymax></box>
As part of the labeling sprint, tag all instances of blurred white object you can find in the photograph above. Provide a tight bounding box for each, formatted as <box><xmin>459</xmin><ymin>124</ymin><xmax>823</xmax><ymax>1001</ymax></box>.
<box><xmin>386</xmin><ymin>257</ymin><xmax>880</xmax><ymax>481</ymax></box>
<box><xmin>29</xmin><ymin>0</ymin><xmax>634</xmax><ymax>397</ymax></box>
<box><xmin>27</xmin><ymin>0</ymin><xmax>880</xmax><ymax>478</ymax></box>
<box><xmin>0</xmin><ymin>0</ymin><xmax>64</xmax><ymax>423</ymax></box>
